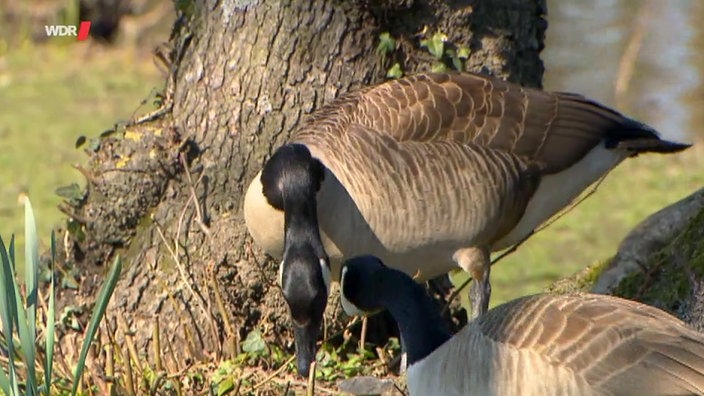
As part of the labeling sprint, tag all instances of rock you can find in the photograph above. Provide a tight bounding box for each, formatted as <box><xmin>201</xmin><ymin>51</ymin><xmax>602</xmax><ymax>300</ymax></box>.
<box><xmin>338</xmin><ymin>376</ymin><xmax>396</xmax><ymax>395</ymax></box>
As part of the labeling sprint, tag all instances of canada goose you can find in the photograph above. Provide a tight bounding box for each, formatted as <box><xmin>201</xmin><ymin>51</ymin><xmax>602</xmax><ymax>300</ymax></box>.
<box><xmin>243</xmin><ymin>72</ymin><xmax>690</xmax><ymax>376</ymax></box>
<box><xmin>340</xmin><ymin>255</ymin><xmax>704</xmax><ymax>396</ymax></box>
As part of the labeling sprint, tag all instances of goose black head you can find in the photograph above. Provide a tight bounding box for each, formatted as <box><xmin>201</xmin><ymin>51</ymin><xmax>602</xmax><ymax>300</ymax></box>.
<box><xmin>340</xmin><ymin>255</ymin><xmax>387</xmax><ymax>315</ymax></box>
<box><xmin>340</xmin><ymin>255</ymin><xmax>452</xmax><ymax>367</ymax></box>
<box><xmin>261</xmin><ymin>143</ymin><xmax>330</xmax><ymax>377</ymax></box>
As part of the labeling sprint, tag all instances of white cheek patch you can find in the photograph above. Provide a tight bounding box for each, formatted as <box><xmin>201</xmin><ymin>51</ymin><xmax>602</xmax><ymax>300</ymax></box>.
<box><xmin>278</xmin><ymin>257</ymin><xmax>331</xmax><ymax>293</ymax></box>
<box><xmin>278</xmin><ymin>260</ymin><xmax>285</xmax><ymax>287</ymax></box>
<box><xmin>340</xmin><ymin>266</ymin><xmax>364</xmax><ymax>316</ymax></box>
<box><xmin>320</xmin><ymin>258</ymin><xmax>331</xmax><ymax>293</ymax></box>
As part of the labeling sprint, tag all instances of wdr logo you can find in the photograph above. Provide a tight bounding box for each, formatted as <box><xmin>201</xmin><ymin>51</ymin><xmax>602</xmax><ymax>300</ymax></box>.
<box><xmin>44</xmin><ymin>21</ymin><xmax>92</xmax><ymax>41</ymax></box>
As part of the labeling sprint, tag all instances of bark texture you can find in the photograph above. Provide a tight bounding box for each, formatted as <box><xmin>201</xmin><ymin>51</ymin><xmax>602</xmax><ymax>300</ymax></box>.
<box><xmin>56</xmin><ymin>0</ymin><xmax>548</xmax><ymax>366</ymax></box>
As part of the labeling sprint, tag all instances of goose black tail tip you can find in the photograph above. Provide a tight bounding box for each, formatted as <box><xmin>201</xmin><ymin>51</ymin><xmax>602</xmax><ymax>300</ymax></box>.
<box><xmin>615</xmin><ymin>139</ymin><xmax>692</xmax><ymax>154</ymax></box>
<box><xmin>606</xmin><ymin>118</ymin><xmax>692</xmax><ymax>154</ymax></box>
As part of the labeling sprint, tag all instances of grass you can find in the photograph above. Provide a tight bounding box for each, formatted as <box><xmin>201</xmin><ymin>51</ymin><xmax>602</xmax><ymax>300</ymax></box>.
<box><xmin>0</xmin><ymin>39</ymin><xmax>165</xmax><ymax>253</ymax></box>
<box><xmin>489</xmin><ymin>143</ymin><xmax>704</xmax><ymax>306</ymax></box>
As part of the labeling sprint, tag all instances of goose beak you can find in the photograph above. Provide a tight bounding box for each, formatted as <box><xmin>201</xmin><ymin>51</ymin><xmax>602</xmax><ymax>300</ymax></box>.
<box><xmin>294</xmin><ymin>321</ymin><xmax>319</xmax><ymax>377</ymax></box>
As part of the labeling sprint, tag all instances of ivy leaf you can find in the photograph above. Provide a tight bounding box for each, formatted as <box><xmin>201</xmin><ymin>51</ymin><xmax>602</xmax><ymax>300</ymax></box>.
<box><xmin>386</xmin><ymin>63</ymin><xmax>403</xmax><ymax>79</ymax></box>
<box><xmin>457</xmin><ymin>46</ymin><xmax>471</xmax><ymax>59</ymax></box>
<box><xmin>241</xmin><ymin>329</ymin><xmax>266</xmax><ymax>355</ymax></box>
<box><xmin>446</xmin><ymin>49</ymin><xmax>463</xmax><ymax>71</ymax></box>
<box><xmin>55</xmin><ymin>183</ymin><xmax>85</xmax><ymax>205</ymax></box>
<box><xmin>431</xmin><ymin>62</ymin><xmax>447</xmax><ymax>73</ymax></box>
<box><xmin>75</xmin><ymin>135</ymin><xmax>87</xmax><ymax>149</ymax></box>
<box><xmin>421</xmin><ymin>32</ymin><xmax>447</xmax><ymax>60</ymax></box>
<box><xmin>376</xmin><ymin>32</ymin><xmax>396</xmax><ymax>56</ymax></box>
<box><xmin>67</xmin><ymin>218</ymin><xmax>85</xmax><ymax>242</ymax></box>
<box><xmin>217</xmin><ymin>378</ymin><xmax>234</xmax><ymax>396</ymax></box>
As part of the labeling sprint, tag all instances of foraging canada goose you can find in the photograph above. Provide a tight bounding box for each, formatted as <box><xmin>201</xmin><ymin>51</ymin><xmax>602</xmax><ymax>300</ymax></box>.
<box><xmin>243</xmin><ymin>72</ymin><xmax>690</xmax><ymax>376</ymax></box>
<box><xmin>340</xmin><ymin>255</ymin><xmax>704</xmax><ymax>396</ymax></box>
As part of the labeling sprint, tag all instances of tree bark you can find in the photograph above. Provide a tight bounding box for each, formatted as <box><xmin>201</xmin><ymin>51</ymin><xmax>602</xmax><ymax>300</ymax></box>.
<box><xmin>57</xmin><ymin>0</ymin><xmax>547</xmax><ymax>369</ymax></box>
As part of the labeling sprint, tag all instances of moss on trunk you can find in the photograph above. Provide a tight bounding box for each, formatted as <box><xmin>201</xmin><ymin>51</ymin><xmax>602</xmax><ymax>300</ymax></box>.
<box><xmin>549</xmin><ymin>190</ymin><xmax>704</xmax><ymax>329</ymax></box>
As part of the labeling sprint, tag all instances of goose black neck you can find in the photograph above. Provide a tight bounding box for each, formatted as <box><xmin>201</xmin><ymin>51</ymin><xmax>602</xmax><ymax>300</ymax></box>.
<box><xmin>260</xmin><ymin>144</ymin><xmax>327</xmax><ymax>255</ymax></box>
<box><xmin>379</xmin><ymin>268</ymin><xmax>452</xmax><ymax>366</ymax></box>
<box><xmin>283</xmin><ymin>191</ymin><xmax>324</xmax><ymax>253</ymax></box>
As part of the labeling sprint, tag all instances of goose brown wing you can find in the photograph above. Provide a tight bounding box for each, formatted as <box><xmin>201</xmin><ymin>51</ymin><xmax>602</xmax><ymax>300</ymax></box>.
<box><xmin>480</xmin><ymin>294</ymin><xmax>704</xmax><ymax>395</ymax></box>
<box><xmin>306</xmin><ymin>121</ymin><xmax>541</xmax><ymax>251</ymax></box>
<box><xmin>294</xmin><ymin>73</ymin><xmax>647</xmax><ymax>174</ymax></box>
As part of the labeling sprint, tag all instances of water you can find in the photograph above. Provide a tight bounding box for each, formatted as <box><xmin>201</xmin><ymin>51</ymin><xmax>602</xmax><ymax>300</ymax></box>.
<box><xmin>543</xmin><ymin>0</ymin><xmax>703</xmax><ymax>142</ymax></box>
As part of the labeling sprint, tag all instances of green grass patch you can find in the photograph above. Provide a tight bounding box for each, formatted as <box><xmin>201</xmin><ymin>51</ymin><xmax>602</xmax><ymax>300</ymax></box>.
<box><xmin>0</xmin><ymin>42</ymin><xmax>164</xmax><ymax>255</ymax></box>
<box><xmin>489</xmin><ymin>144</ymin><xmax>704</xmax><ymax>306</ymax></box>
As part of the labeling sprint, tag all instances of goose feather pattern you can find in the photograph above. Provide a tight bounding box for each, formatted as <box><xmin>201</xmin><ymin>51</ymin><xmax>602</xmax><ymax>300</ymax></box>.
<box><xmin>246</xmin><ymin>72</ymin><xmax>688</xmax><ymax>279</ymax></box>
<box><xmin>243</xmin><ymin>72</ymin><xmax>690</xmax><ymax>376</ymax></box>
<box><xmin>407</xmin><ymin>293</ymin><xmax>704</xmax><ymax>396</ymax></box>
<box><xmin>339</xmin><ymin>255</ymin><xmax>704</xmax><ymax>396</ymax></box>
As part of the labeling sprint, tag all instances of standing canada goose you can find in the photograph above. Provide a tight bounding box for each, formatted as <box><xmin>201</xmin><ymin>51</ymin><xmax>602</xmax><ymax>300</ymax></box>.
<box><xmin>243</xmin><ymin>72</ymin><xmax>690</xmax><ymax>377</ymax></box>
<box><xmin>340</xmin><ymin>255</ymin><xmax>704</xmax><ymax>396</ymax></box>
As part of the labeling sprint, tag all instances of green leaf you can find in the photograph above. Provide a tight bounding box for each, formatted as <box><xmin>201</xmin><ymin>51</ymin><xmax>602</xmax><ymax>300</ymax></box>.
<box><xmin>74</xmin><ymin>135</ymin><xmax>86</xmax><ymax>149</ymax></box>
<box><xmin>376</xmin><ymin>32</ymin><xmax>396</xmax><ymax>56</ymax></box>
<box><xmin>0</xmin><ymin>236</ymin><xmax>18</xmax><ymax>334</ymax></box>
<box><xmin>8</xmin><ymin>236</ymin><xmax>14</xmax><ymax>270</ymax></box>
<box><xmin>44</xmin><ymin>231</ymin><xmax>56</xmax><ymax>395</ymax></box>
<box><xmin>55</xmin><ymin>184</ymin><xmax>84</xmax><ymax>203</ymax></box>
<box><xmin>59</xmin><ymin>306</ymin><xmax>82</xmax><ymax>330</ymax></box>
<box><xmin>0</xmin><ymin>354</ymin><xmax>10</xmax><ymax>396</ymax></box>
<box><xmin>386</xmin><ymin>63</ymin><xmax>403</xmax><ymax>79</ymax></box>
<box><xmin>0</xmin><ymin>235</ymin><xmax>19</xmax><ymax>395</ymax></box>
<box><xmin>99</xmin><ymin>128</ymin><xmax>117</xmax><ymax>139</ymax></box>
<box><xmin>217</xmin><ymin>377</ymin><xmax>234</xmax><ymax>396</ymax></box>
<box><xmin>241</xmin><ymin>329</ymin><xmax>266</xmax><ymax>355</ymax></box>
<box><xmin>457</xmin><ymin>46</ymin><xmax>471</xmax><ymax>59</ymax></box>
<box><xmin>446</xmin><ymin>49</ymin><xmax>463</xmax><ymax>71</ymax></box>
<box><xmin>421</xmin><ymin>32</ymin><xmax>447</xmax><ymax>60</ymax></box>
<box><xmin>7</xmin><ymin>233</ymin><xmax>24</xmax><ymax>396</ymax></box>
<box><xmin>431</xmin><ymin>62</ymin><xmax>447</xmax><ymax>73</ymax></box>
<box><xmin>66</xmin><ymin>219</ymin><xmax>85</xmax><ymax>243</ymax></box>
<box><xmin>8</xmin><ymin>235</ymin><xmax>21</xmax><ymax>336</ymax></box>
<box><xmin>22</xmin><ymin>196</ymin><xmax>39</xmax><ymax>394</ymax></box>
<box><xmin>71</xmin><ymin>256</ymin><xmax>122</xmax><ymax>396</ymax></box>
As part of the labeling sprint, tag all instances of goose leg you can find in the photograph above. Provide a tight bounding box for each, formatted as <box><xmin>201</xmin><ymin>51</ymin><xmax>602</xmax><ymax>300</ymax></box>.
<box><xmin>454</xmin><ymin>247</ymin><xmax>491</xmax><ymax>320</ymax></box>
<box><xmin>469</xmin><ymin>266</ymin><xmax>491</xmax><ymax>319</ymax></box>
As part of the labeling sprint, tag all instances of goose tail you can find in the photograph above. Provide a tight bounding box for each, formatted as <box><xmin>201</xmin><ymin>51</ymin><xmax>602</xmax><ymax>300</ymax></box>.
<box><xmin>605</xmin><ymin>118</ymin><xmax>692</xmax><ymax>154</ymax></box>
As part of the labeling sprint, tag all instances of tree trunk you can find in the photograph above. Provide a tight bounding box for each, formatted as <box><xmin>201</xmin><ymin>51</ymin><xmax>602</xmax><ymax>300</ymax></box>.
<box><xmin>56</xmin><ymin>0</ymin><xmax>547</xmax><ymax>373</ymax></box>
